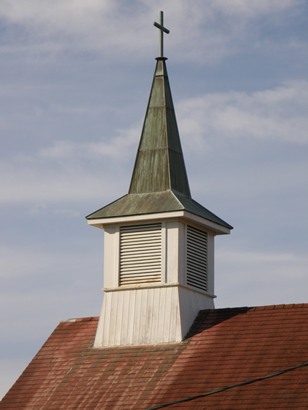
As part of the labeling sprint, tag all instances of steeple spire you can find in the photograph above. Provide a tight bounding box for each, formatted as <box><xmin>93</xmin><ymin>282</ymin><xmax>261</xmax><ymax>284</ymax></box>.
<box><xmin>129</xmin><ymin>12</ymin><xmax>189</xmax><ymax>196</ymax></box>
<box><xmin>128</xmin><ymin>57</ymin><xmax>191</xmax><ymax>197</ymax></box>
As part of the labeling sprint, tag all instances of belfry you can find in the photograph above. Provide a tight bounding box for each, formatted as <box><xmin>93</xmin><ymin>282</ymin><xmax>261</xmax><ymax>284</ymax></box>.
<box><xmin>86</xmin><ymin>12</ymin><xmax>232</xmax><ymax>347</ymax></box>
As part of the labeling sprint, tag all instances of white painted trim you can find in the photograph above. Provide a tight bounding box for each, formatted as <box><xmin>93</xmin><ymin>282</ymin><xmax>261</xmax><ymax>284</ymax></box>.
<box><xmin>178</xmin><ymin>222</ymin><xmax>186</xmax><ymax>285</ymax></box>
<box><xmin>184</xmin><ymin>224</ymin><xmax>188</xmax><ymax>285</ymax></box>
<box><xmin>161</xmin><ymin>222</ymin><xmax>167</xmax><ymax>283</ymax></box>
<box><xmin>87</xmin><ymin>210</ymin><xmax>230</xmax><ymax>235</ymax></box>
<box><xmin>103</xmin><ymin>283</ymin><xmax>180</xmax><ymax>291</ymax></box>
<box><xmin>207</xmin><ymin>234</ymin><xmax>215</xmax><ymax>295</ymax></box>
<box><xmin>103</xmin><ymin>282</ymin><xmax>216</xmax><ymax>299</ymax></box>
<box><xmin>103</xmin><ymin>226</ymin><xmax>120</xmax><ymax>288</ymax></box>
<box><xmin>182</xmin><ymin>211</ymin><xmax>230</xmax><ymax>234</ymax></box>
<box><xmin>115</xmin><ymin>228</ymin><xmax>120</xmax><ymax>287</ymax></box>
<box><xmin>88</xmin><ymin>211</ymin><xmax>185</xmax><ymax>227</ymax></box>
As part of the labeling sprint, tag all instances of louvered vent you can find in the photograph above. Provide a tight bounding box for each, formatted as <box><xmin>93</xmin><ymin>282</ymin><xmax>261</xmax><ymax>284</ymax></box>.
<box><xmin>119</xmin><ymin>223</ymin><xmax>162</xmax><ymax>286</ymax></box>
<box><xmin>186</xmin><ymin>225</ymin><xmax>208</xmax><ymax>291</ymax></box>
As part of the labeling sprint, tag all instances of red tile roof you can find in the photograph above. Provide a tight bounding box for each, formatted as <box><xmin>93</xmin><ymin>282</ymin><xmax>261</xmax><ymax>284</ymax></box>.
<box><xmin>1</xmin><ymin>304</ymin><xmax>308</xmax><ymax>409</ymax></box>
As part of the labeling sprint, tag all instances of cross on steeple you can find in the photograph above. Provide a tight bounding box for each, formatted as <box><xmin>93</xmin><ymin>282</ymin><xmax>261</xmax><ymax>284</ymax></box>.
<box><xmin>154</xmin><ymin>11</ymin><xmax>170</xmax><ymax>58</ymax></box>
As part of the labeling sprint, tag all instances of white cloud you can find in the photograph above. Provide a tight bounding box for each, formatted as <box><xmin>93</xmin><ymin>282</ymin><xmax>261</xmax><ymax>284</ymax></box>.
<box><xmin>0</xmin><ymin>0</ymin><xmax>303</xmax><ymax>62</ymax></box>
<box><xmin>26</xmin><ymin>203</ymin><xmax>81</xmax><ymax>217</ymax></box>
<box><xmin>0</xmin><ymin>0</ymin><xmax>148</xmax><ymax>53</ymax></box>
<box><xmin>0</xmin><ymin>163</ymin><xmax>124</xmax><ymax>205</ymax></box>
<box><xmin>178</xmin><ymin>80</ymin><xmax>308</xmax><ymax>152</ymax></box>
<box><xmin>0</xmin><ymin>123</ymin><xmax>140</xmax><ymax>205</ymax></box>
<box><xmin>0</xmin><ymin>154</ymin><xmax>125</xmax><ymax>204</ymax></box>
<box><xmin>0</xmin><ymin>0</ymin><xmax>115</xmax><ymax>34</ymax></box>
<box><xmin>1</xmin><ymin>79</ymin><xmax>307</xmax><ymax>206</ymax></box>
<box><xmin>1</xmin><ymin>0</ymin><xmax>298</xmax><ymax>28</ymax></box>
<box><xmin>39</xmin><ymin>127</ymin><xmax>139</xmax><ymax>160</ymax></box>
<box><xmin>210</xmin><ymin>0</ymin><xmax>302</xmax><ymax>18</ymax></box>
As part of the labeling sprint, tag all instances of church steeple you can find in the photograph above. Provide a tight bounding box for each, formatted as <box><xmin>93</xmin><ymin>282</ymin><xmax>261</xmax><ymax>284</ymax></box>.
<box><xmin>87</xmin><ymin>12</ymin><xmax>232</xmax><ymax>348</ymax></box>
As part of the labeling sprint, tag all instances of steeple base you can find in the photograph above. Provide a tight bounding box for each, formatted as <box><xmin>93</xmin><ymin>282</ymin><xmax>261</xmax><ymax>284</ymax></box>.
<box><xmin>94</xmin><ymin>285</ymin><xmax>214</xmax><ymax>347</ymax></box>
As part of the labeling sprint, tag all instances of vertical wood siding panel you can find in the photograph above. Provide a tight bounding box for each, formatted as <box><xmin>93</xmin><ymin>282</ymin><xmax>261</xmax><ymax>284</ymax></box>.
<box><xmin>109</xmin><ymin>291</ymin><xmax>118</xmax><ymax>346</ymax></box>
<box><xmin>127</xmin><ymin>289</ymin><xmax>136</xmax><ymax>344</ymax></box>
<box><xmin>148</xmin><ymin>287</ymin><xmax>155</xmax><ymax>343</ymax></box>
<box><xmin>96</xmin><ymin>285</ymin><xmax>214</xmax><ymax>346</ymax></box>
<box><xmin>103</xmin><ymin>292</ymin><xmax>112</xmax><ymax>346</ymax></box>
<box><xmin>135</xmin><ymin>288</ymin><xmax>143</xmax><ymax>345</ymax></box>
<box><xmin>115</xmin><ymin>289</ymin><xmax>124</xmax><ymax>345</ymax></box>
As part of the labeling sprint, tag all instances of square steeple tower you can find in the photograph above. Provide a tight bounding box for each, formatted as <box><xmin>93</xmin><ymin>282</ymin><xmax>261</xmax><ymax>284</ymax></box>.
<box><xmin>87</xmin><ymin>14</ymin><xmax>232</xmax><ymax>347</ymax></box>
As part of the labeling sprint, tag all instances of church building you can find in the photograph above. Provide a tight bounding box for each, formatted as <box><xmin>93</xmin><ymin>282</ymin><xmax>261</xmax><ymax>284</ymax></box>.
<box><xmin>1</xmin><ymin>12</ymin><xmax>307</xmax><ymax>409</ymax></box>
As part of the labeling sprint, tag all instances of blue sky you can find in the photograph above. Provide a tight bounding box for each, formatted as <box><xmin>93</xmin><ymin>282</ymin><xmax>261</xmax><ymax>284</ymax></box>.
<box><xmin>1</xmin><ymin>0</ymin><xmax>308</xmax><ymax>399</ymax></box>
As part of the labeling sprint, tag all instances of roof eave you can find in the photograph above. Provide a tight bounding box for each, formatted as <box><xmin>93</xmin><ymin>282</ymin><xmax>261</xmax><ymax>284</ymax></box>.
<box><xmin>87</xmin><ymin>209</ymin><xmax>230</xmax><ymax>234</ymax></box>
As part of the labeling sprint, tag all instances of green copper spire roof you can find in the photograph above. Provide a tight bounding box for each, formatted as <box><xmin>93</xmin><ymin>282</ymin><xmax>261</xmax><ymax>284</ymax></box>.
<box><xmin>86</xmin><ymin>56</ymin><xmax>232</xmax><ymax>231</ymax></box>
<box><xmin>129</xmin><ymin>58</ymin><xmax>191</xmax><ymax>196</ymax></box>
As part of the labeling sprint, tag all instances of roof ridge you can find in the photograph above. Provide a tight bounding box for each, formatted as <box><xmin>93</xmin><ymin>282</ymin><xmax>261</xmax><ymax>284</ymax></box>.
<box><xmin>61</xmin><ymin>304</ymin><xmax>308</xmax><ymax>324</ymax></box>
<box><xmin>250</xmin><ymin>302</ymin><xmax>308</xmax><ymax>310</ymax></box>
<box><xmin>61</xmin><ymin>316</ymin><xmax>99</xmax><ymax>323</ymax></box>
<box><xmin>200</xmin><ymin>302</ymin><xmax>308</xmax><ymax>313</ymax></box>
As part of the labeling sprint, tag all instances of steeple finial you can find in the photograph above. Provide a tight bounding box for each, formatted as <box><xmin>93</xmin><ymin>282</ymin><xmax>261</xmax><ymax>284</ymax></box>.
<box><xmin>154</xmin><ymin>11</ymin><xmax>170</xmax><ymax>58</ymax></box>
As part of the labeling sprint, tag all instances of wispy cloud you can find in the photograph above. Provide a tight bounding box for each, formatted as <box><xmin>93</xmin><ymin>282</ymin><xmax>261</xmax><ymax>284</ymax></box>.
<box><xmin>0</xmin><ymin>0</ymin><xmax>303</xmax><ymax>62</ymax></box>
<box><xmin>39</xmin><ymin>127</ymin><xmax>139</xmax><ymax>160</ymax></box>
<box><xmin>0</xmin><ymin>123</ymin><xmax>140</xmax><ymax>205</ymax></box>
<box><xmin>0</xmin><ymin>160</ymin><xmax>125</xmax><ymax>205</ymax></box>
<box><xmin>178</xmin><ymin>80</ymin><xmax>308</xmax><ymax>152</ymax></box>
<box><xmin>1</xmin><ymin>79</ymin><xmax>307</xmax><ymax>206</ymax></box>
<box><xmin>210</xmin><ymin>0</ymin><xmax>302</xmax><ymax>18</ymax></box>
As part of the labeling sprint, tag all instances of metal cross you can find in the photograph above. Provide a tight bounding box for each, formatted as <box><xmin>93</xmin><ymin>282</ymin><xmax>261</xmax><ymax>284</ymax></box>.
<box><xmin>154</xmin><ymin>11</ymin><xmax>170</xmax><ymax>58</ymax></box>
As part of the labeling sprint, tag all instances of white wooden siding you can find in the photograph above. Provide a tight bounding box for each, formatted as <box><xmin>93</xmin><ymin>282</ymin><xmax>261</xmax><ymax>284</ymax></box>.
<box><xmin>94</xmin><ymin>285</ymin><xmax>214</xmax><ymax>347</ymax></box>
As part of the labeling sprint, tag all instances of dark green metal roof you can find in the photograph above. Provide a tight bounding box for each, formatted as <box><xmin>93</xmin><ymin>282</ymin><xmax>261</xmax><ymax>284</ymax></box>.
<box><xmin>129</xmin><ymin>58</ymin><xmax>190</xmax><ymax>196</ymax></box>
<box><xmin>86</xmin><ymin>190</ymin><xmax>232</xmax><ymax>230</ymax></box>
<box><xmin>87</xmin><ymin>58</ymin><xmax>232</xmax><ymax>231</ymax></box>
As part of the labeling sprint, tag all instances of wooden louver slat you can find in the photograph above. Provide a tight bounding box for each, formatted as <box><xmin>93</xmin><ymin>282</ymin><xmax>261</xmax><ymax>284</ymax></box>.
<box><xmin>119</xmin><ymin>223</ymin><xmax>162</xmax><ymax>286</ymax></box>
<box><xmin>186</xmin><ymin>225</ymin><xmax>208</xmax><ymax>291</ymax></box>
